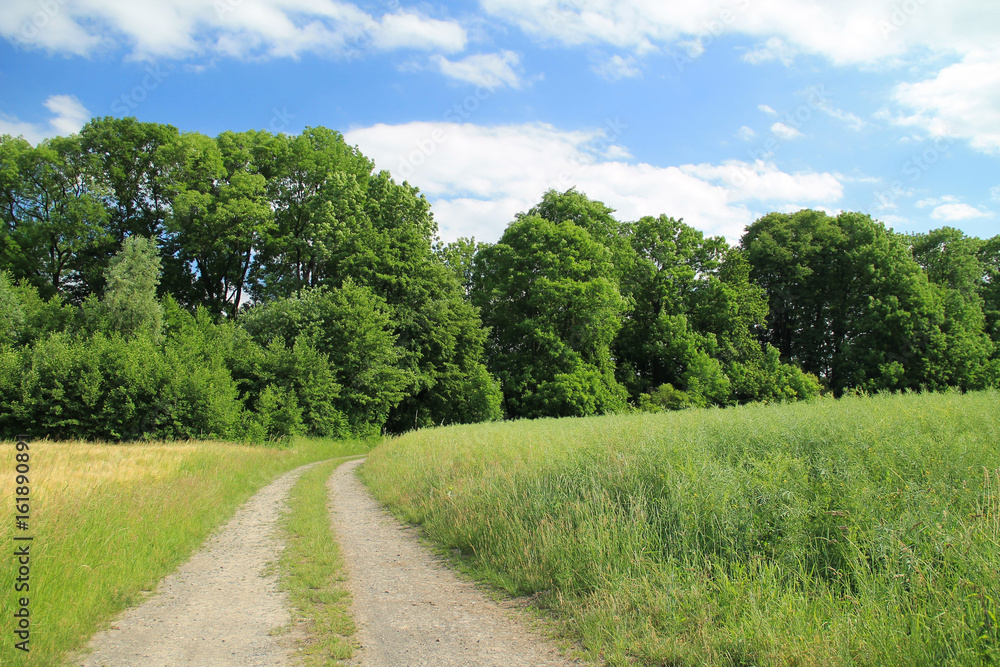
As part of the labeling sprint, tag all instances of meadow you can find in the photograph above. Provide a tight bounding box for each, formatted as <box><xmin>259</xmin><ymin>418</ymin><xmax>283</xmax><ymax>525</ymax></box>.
<box><xmin>0</xmin><ymin>437</ymin><xmax>370</xmax><ymax>666</ymax></box>
<box><xmin>361</xmin><ymin>390</ymin><xmax>1000</xmax><ymax>666</ymax></box>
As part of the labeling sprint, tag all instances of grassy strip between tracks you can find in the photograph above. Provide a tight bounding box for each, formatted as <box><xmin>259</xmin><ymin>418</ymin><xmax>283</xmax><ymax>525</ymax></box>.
<box><xmin>279</xmin><ymin>456</ymin><xmax>359</xmax><ymax>665</ymax></box>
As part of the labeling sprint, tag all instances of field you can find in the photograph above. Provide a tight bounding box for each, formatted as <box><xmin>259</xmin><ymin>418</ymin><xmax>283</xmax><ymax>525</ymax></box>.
<box><xmin>361</xmin><ymin>390</ymin><xmax>1000</xmax><ymax>666</ymax></box>
<box><xmin>0</xmin><ymin>437</ymin><xmax>370</xmax><ymax>666</ymax></box>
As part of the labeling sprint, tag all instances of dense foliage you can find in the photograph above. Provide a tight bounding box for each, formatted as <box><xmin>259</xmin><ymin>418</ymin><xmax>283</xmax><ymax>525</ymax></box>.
<box><xmin>0</xmin><ymin>118</ymin><xmax>996</xmax><ymax>439</ymax></box>
<box><xmin>0</xmin><ymin>118</ymin><xmax>500</xmax><ymax>440</ymax></box>
<box><xmin>743</xmin><ymin>210</ymin><xmax>999</xmax><ymax>394</ymax></box>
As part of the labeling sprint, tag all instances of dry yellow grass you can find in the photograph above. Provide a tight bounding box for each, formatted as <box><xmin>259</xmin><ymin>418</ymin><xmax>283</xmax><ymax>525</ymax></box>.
<box><xmin>0</xmin><ymin>437</ymin><xmax>369</xmax><ymax>666</ymax></box>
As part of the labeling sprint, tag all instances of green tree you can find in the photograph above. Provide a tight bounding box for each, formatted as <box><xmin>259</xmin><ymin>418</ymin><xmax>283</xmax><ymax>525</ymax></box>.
<box><xmin>473</xmin><ymin>214</ymin><xmax>627</xmax><ymax>418</ymax></box>
<box><xmin>981</xmin><ymin>235</ymin><xmax>1000</xmax><ymax>344</ymax></box>
<box><xmin>240</xmin><ymin>281</ymin><xmax>410</xmax><ymax>435</ymax></box>
<box><xmin>0</xmin><ymin>272</ymin><xmax>24</xmax><ymax>347</ymax></box>
<box><xmin>0</xmin><ymin>135</ymin><xmax>109</xmax><ymax>300</ymax></box>
<box><xmin>79</xmin><ymin>117</ymin><xmax>180</xmax><ymax>242</ymax></box>
<box><xmin>164</xmin><ymin>131</ymin><xmax>274</xmax><ymax>317</ymax></box>
<box><xmin>742</xmin><ymin>210</ymin><xmax>953</xmax><ymax>393</ymax></box>
<box><xmin>0</xmin><ymin>135</ymin><xmax>31</xmax><ymax>237</ymax></box>
<box><xmin>615</xmin><ymin>214</ymin><xmax>729</xmax><ymax>404</ymax></box>
<box><xmin>0</xmin><ymin>328</ymin><xmax>246</xmax><ymax>441</ymax></box>
<box><xmin>526</xmin><ymin>188</ymin><xmax>635</xmax><ymax>282</ymax></box>
<box><xmin>435</xmin><ymin>237</ymin><xmax>488</xmax><ymax>296</ymax></box>
<box><xmin>275</xmin><ymin>166</ymin><xmax>502</xmax><ymax>432</ymax></box>
<box><xmin>384</xmin><ymin>279</ymin><xmax>503</xmax><ymax>431</ymax></box>
<box><xmin>95</xmin><ymin>236</ymin><xmax>164</xmax><ymax>340</ymax></box>
<box><xmin>251</xmin><ymin>127</ymin><xmax>375</xmax><ymax>299</ymax></box>
<box><xmin>909</xmin><ymin>228</ymin><xmax>996</xmax><ymax>389</ymax></box>
<box><xmin>696</xmin><ymin>249</ymin><xmax>821</xmax><ymax>403</ymax></box>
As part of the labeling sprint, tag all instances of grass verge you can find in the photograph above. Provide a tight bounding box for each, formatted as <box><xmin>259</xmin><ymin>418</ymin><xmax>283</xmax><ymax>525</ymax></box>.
<box><xmin>280</xmin><ymin>456</ymin><xmax>358</xmax><ymax>665</ymax></box>
<box><xmin>0</xmin><ymin>436</ymin><xmax>371</xmax><ymax>666</ymax></box>
<box><xmin>362</xmin><ymin>390</ymin><xmax>1000</xmax><ymax>666</ymax></box>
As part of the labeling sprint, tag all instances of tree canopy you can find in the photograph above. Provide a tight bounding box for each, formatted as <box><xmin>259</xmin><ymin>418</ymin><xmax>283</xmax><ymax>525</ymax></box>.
<box><xmin>0</xmin><ymin>120</ymin><xmax>995</xmax><ymax>441</ymax></box>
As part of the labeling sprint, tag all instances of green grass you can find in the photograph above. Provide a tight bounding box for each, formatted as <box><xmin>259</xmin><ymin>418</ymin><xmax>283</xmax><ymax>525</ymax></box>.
<box><xmin>280</xmin><ymin>456</ymin><xmax>359</xmax><ymax>665</ymax></box>
<box><xmin>361</xmin><ymin>390</ymin><xmax>1000</xmax><ymax>666</ymax></box>
<box><xmin>0</xmin><ymin>436</ymin><xmax>371</xmax><ymax>666</ymax></box>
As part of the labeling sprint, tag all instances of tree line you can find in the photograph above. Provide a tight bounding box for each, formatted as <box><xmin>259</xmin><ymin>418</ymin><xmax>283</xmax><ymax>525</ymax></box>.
<box><xmin>0</xmin><ymin>118</ymin><xmax>996</xmax><ymax>441</ymax></box>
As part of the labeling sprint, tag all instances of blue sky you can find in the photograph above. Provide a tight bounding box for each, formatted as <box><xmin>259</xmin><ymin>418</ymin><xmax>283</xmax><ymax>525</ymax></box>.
<box><xmin>1</xmin><ymin>0</ymin><xmax>998</xmax><ymax>244</ymax></box>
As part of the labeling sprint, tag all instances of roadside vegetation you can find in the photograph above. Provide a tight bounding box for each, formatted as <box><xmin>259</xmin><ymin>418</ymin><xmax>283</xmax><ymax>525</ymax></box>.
<box><xmin>362</xmin><ymin>390</ymin><xmax>1000</xmax><ymax>666</ymax></box>
<box><xmin>0</xmin><ymin>437</ymin><xmax>370</xmax><ymax>666</ymax></box>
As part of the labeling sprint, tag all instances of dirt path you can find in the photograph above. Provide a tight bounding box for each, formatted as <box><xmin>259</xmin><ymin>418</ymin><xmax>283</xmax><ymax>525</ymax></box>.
<box><xmin>75</xmin><ymin>462</ymin><xmax>318</xmax><ymax>667</ymax></box>
<box><xmin>329</xmin><ymin>458</ymin><xmax>582</xmax><ymax>667</ymax></box>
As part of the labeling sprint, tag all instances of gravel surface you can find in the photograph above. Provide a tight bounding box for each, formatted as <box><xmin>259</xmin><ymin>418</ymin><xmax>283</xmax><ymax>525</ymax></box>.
<box><xmin>330</xmin><ymin>458</ymin><xmax>582</xmax><ymax>667</ymax></box>
<box><xmin>75</xmin><ymin>462</ymin><xmax>317</xmax><ymax>667</ymax></box>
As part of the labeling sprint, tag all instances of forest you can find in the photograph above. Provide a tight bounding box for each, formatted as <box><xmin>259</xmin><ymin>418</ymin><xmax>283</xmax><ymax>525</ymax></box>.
<box><xmin>0</xmin><ymin>117</ymin><xmax>997</xmax><ymax>441</ymax></box>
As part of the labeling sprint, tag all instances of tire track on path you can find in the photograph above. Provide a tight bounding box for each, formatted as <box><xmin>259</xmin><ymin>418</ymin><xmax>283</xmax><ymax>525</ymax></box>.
<box><xmin>329</xmin><ymin>458</ymin><xmax>581</xmax><ymax>667</ymax></box>
<box><xmin>75</xmin><ymin>462</ymin><xmax>320</xmax><ymax>666</ymax></box>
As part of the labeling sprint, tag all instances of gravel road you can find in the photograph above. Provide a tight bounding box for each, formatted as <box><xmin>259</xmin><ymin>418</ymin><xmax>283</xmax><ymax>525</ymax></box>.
<box><xmin>75</xmin><ymin>462</ymin><xmax>317</xmax><ymax>666</ymax></box>
<box><xmin>73</xmin><ymin>457</ymin><xmax>582</xmax><ymax>667</ymax></box>
<box><xmin>329</xmin><ymin>458</ymin><xmax>582</xmax><ymax>667</ymax></box>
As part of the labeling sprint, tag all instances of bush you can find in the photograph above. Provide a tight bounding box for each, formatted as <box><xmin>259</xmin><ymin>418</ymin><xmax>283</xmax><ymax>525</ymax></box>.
<box><xmin>0</xmin><ymin>331</ymin><xmax>245</xmax><ymax>441</ymax></box>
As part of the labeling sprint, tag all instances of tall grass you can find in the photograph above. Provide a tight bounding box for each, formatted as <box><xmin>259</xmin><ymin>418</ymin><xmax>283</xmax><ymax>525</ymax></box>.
<box><xmin>362</xmin><ymin>390</ymin><xmax>1000</xmax><ymax>666</ymax></box>
<box><xmin>0</xmin><ymin>437</ymin><xmax>371</xmax><ymax>666</ymax></box>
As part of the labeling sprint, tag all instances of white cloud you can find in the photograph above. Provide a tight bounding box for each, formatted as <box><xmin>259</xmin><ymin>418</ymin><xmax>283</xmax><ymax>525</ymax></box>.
<box><xmin>43</xmin><ymin>95</ymin><xmax>91</xmax><ymax>136</ymax></box>
<box><xmin>344</xmin><ymin>121</ymin><xmax>843</xmax><ymax>244</ymax></box>
<box><xmin>479</xmin><ymin>0</ymin><xmax>1000</xmax><ymax>66</ymax></box>
<box><xmin>432</xmin><ymin>50</ymin><xmax>523</xmax><ymax>89</ymax></box>
<box><xmin>0</xmin><ymin>95</ymin><xmax>90</xmax><ymax>144</ymax></box>
<box><xmin>814</xmin><ymin>101</ymin><xmax>868</xmax><ymax>131</ymax></box>
<box><xmin>0</xmin><ymin>0</ymin><xmax>101</xmax><ymax>56</ymax></box>
<box><xmin>593</xmin><ymin>54</ymin><xmax>641</xmax><ymax>81</ymax></box>
<box><xmin>736</xmin><ymin>125</ymin><xmax>757</xmax><ymax>141</ymax></box>
<box><xmin>892</xmin><ymin>49</ymin><xmax>1000</xmax><ymax>155</ymax></box>
<box><xmin>916</xmin><ymin>195</ymin><xmax>954</xmax><ymax>208</ymax></box>
<box><xmin>917</xmin><ymin>195</ymin><xmax>993</xmax><ymax>221</ymax></box>
<box><xmin>758</xmin><ymin>104</ymin><xmax>778</xmax><ymax>115</ymax></box>
<box><xmin>991</xmin><ymin>186</ymin><xmax>1000</xmax><ymax>202</ymax></box>
<box><xmin>931</xmin><ymin>203</ymin><xmax>993</xmax><ymax>221</ymax></box>
<box><xmin>835</xmin><ymin>172</ymin><xmax>881</xmax><ymax>185</ymax></box>
<box><xmin>371</xmin><ymin>11</ymin><xmax>467</xmax><ymax>53</ymax></box>
<box><xmin>0</xmin><ymin>0</ymin><xmax>468</xmax><ymax>60</ymax></box>
<box><xmin>741</xmin><ymin>37</ymin><xmax>796</xmax><ymax>66</ymax></box>
<box><xmin>770</xmin><ymin>122</ymin><xmax>803</xmax><ymax>140</ymax></box>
